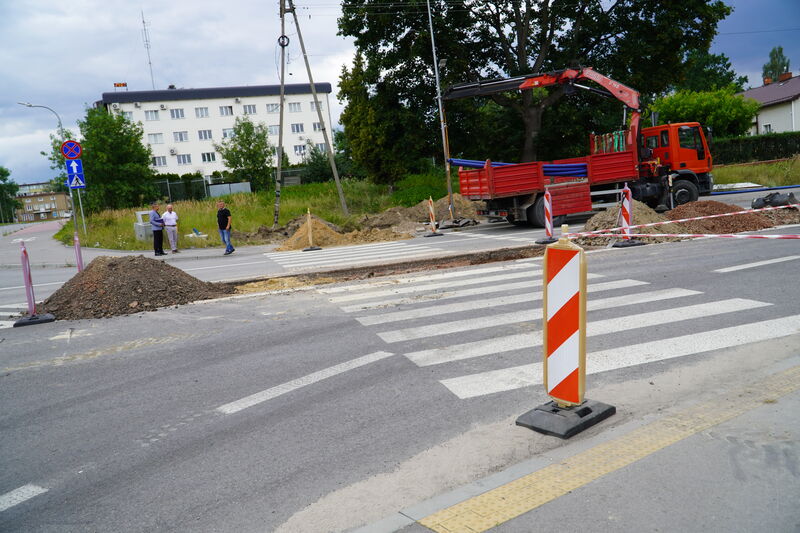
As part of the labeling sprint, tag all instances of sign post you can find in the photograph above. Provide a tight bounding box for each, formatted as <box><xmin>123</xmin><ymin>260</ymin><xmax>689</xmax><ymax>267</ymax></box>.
<box><xmin>62</xmin><ymin>141</ymin><xmax>88</xmax><ymax>235</ymax></box>
<box><xmin>516</xmin><ymin>225</ymin><xmax>615</xmax><ymax>438</ymax></box>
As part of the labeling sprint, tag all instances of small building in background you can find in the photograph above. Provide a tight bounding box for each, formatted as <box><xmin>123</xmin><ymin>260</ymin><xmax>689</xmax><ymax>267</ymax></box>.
<box><xmin>15</xmin><ymin>182</ymin><xmax>72</xmax><ymax>222</ymax></box>
<box><xmin>96</xmin><ymin>83</ymin><xmax>334</xmax><ymax>183</ymax></box>
<box><xmin>739</xmin><ymin>72</ymin><xmax>800</xmax><ymax>135</ymax></box>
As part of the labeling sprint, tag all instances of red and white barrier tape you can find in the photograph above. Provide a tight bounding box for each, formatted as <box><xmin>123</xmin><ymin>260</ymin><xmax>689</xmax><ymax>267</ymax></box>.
<box><xmin>570</xmin><ymin>203</ymin><xmax>800</xmax><ymax>237</ymax></box>
<box><xmin>574</xmin><ymin>232</ymin><xmax>800</xmax><ymax>240</ymax></box>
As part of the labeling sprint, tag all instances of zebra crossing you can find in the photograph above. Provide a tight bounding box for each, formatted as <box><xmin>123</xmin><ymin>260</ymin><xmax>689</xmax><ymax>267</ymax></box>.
<box><xmin>448</xmin><ymin>229</ymin><xmax>543</xmax><ymax>244</ymax></box>
<box><xmin>319</xmin><ymin>258</ymin><xmax>800</xmax><ymax>400</ymax></box>
<box><xmin>262</xmin><ymin>240</ymin><xmax>445</xmax><ymax>270</ymax></box>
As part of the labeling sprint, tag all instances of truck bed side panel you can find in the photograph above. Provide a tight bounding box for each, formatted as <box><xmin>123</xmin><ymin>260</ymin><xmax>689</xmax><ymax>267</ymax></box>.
<box><xmin>588</xmin><ymin>151</ymin><xmax>638</xmax><ymax>185</ymax></box>
<box><xmin>549</xmin><ymin>181</ymin><xmax>593</xmax><ymax>215</ymax></box>
<box><xmin>459</xmin><ymin>162</ymin><xmax>543</xmax><ymax>199</ymax></box>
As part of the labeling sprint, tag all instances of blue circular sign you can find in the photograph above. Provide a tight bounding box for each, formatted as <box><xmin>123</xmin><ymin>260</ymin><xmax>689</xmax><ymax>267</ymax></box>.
<box><xmin>61</xmin><ymin>140</ymin><xmax>82</xmax><ymax>160</ymax></box>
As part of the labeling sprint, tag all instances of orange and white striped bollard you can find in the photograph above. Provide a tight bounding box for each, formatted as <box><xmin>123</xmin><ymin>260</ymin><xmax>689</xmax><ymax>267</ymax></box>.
<box><xmin>424</xmin><ymin>196</ymin><xmax>443</xmax><ymax>237</ymax></box>
<box><xmin>613</xmin><ymin>184</ymin><xmax>645</xmax><ymax>248</ymax></box>
<box><xmin>536</xmin><ymin>190</ymin><xmax>558</xmax><ymax>245</ymax></box>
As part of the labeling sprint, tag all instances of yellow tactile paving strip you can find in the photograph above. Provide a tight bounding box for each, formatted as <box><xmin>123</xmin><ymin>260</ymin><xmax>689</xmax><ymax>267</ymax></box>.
<box><xmin>419</xmin><ymin>365</ymin><xmax>800</xmax><ymax>533</ymax></box>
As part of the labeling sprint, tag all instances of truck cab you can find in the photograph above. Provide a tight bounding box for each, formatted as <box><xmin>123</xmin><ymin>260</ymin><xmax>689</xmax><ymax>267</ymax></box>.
<box><xmin>640</xmin><ymin>122</ymin><xmax>714</xmax><ymax>198</ymax></box>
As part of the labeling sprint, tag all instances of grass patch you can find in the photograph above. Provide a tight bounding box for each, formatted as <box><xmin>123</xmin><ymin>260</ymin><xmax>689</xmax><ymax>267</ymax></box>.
<box><xmin>713</xmin><ymin>156</ymin><xmax>800</xmax><ymax>187</ymax></box>
<box><xmin>55</xmin><ymin>179</ymin><xmax>394</xmax><ymax>250</ymax></box>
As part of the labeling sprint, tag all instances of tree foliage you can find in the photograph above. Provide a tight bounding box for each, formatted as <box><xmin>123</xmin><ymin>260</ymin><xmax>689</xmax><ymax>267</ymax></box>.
<box><xmin>77</xmin><ymin>107</ymin><xmax>157</xmax><ymax>212</ymax></box>
<box><xmin>676</xmin><ymin>49</ymin><xmax>748</xmax><ymax>92</ymax></box>
<box><xmin>650</xmin><ymin>88</ymin><xmax>760</xmax><ymax>137</ymax></box>
<box><xmin>762</xmin><ymin>46</ymin><xmax>791</xmax><ymax>81</ymax></box>
<box><xmin>213</xmin><ymin>116</ymin><xmax>275</xmax><ymax>190</ymax></box>
<box><xmin>338</xmin><ymin>0</ymin><xmax>731</xmax><ymax>180</ymax></box>
<box><xmin>0</xmin><ymin>166</ymin><xmax>21</xmax><ymax>223</ymax></box>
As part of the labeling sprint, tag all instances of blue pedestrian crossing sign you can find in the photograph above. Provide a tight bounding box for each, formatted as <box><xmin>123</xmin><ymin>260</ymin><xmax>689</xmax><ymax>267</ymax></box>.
<box><xmin>65</xmin><ymin>159</ymin><xmax>86</xmax><ymax>189</ymax></box>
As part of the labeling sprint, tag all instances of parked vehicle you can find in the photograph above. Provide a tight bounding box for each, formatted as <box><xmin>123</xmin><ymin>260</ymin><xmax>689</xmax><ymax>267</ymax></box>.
<box><xmin>444</xmin><ymin>68</ymin><xmax>713</xmax><ymax>226</ymax></box>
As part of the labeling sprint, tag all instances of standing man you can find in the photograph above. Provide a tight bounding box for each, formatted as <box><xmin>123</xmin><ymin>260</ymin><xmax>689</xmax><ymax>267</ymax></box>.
<box><xmin>163</xmin><ymin>204</ymin><xmax>180</xmax><ymax>254</ymax></box>
<box><xmin>216</xmin><ymin>200</ymin><xmax>235</xmax><ymax>255</ymax></box>
<box><xmin>149</xmin><ymin>201</ymin><xmax>166</xmax><ymax>256</ymax></box>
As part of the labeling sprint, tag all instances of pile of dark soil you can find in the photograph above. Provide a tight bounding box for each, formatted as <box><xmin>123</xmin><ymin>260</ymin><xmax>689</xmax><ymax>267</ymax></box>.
<box><xmin>666</xmin><ymin>201</ymin><xmax>774</xmax><ymax>233</ymax></box>
<box><xmin>42</xmin><ymin>255</ymin><xmax>234</xmax><ymax>320</ymax></box>
<box><xmin>576</xmin><ymin>200</ymin><xmax>687</xmax><ymax>246</ymax></box>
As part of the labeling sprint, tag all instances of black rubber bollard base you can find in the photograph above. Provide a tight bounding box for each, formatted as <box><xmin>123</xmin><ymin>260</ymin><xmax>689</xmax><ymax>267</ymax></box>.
<box><xmin>612</xmin><ymin>239</ymin><xmax>646</xmax><ymax>248</ymax></box>
<box><xmin>302</xmin><ymin>246</ymin><xmax>322</xmax><ymax>252</ymax></box>
<box><xmin>424</xmin><ymin>232</ymin><xmax>444</xmax><ymax>237</ymax></box>
<box><xmin>536</xmin><ymin>237</ymin><xmax>558</xmax><ymax>245</ymax></box>
<box><xmin>14</xmin><ymin>313</ymin><xmax>56</xmax><ymax>327</ymax></box>
<box><xmin>516</xmin><ymin>399</ymin><xmax>616</xmax><ymax>439</ymax></box>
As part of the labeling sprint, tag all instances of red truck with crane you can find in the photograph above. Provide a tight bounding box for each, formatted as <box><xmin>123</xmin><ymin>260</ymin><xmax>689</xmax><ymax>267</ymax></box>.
<box><xmin>444</xmin><ymin>68</ymin><xmax>714</xmax><ymax>226</ymax></box>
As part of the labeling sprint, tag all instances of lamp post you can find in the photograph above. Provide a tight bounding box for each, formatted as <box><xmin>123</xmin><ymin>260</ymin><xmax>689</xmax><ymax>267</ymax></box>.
<box><xmin>18</xmin><ymin>102</ymin><xmax>80</xmax><ymax>232</ymax></box>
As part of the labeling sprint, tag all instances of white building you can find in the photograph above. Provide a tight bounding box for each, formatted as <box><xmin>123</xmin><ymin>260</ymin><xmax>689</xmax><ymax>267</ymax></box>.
<box><xmin>738</xmin><ymin>73</ymin><xmax>800</xmax><ymax>135</ymax></box>
<box><xmin>97</xmin><ymin>83</ymin><xmax>334</xmax><ymax>180</ymax></box>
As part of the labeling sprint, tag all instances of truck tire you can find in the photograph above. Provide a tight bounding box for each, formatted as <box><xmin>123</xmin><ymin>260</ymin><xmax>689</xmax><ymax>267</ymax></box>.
<box><xmin>528</xmin><ymin>195</ymin><xmax>565</xmax><ymax>228</ymax></box>
<box><xmin>672</xmin><ymin>180</ymin><xmax>699</xmax><ymax>206</ymax></box>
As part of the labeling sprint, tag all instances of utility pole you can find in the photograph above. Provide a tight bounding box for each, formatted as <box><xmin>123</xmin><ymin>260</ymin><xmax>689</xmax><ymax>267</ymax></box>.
<box><xmin>273</xmin><ymin>0</ymin><xmax>288</xmax><ymax>228</ymax></box>
<box><xmin>426</xmin><ymin>0</ymin><xmax>455</xmax><ymax>220</ymax></box>
<box><xmin>287</xmin><ymin>0</ymin><xmax>349</xmax><ymax>216</ymax></box>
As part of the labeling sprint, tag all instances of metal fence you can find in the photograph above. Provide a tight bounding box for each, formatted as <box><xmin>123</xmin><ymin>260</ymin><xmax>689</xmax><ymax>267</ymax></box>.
<box><xmin>154</xmin><ymin>178</ymin><xmax>209</xmax><ymax>202</ymax></box>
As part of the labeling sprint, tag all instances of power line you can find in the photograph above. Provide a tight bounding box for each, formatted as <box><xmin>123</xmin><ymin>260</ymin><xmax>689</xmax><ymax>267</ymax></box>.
<box><xmin>719</xmin><ymin>27</ymin><xmax>800</xmax><ymax>35</ymax></box>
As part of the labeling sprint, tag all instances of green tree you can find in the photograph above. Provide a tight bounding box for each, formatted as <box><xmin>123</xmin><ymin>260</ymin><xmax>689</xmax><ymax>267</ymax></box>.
<box><xmin>677</xmin><ymin>49</ymin><xmax>748</xmax><ymax>92</ymax></box>
<box><xmin>41</xmin><ymin>126</ymin><xmax>77</xmax><ymax>191</ymax></box>
<box><xmin>338</xmin><ymin>0</ymin><xmax>731</xmax><ymax>166</ymax></box>
<box><xmin>650</xmin><ymin>88</ymin><xmax>760</xmax><ymax>137</ymax></box>
<box><xmin>0</xmin><ymin>166</ymin><xmax>21</xmax><ymax>223</ymax></box>
<box><xmin>762</xmin><ymin>46</ymin><xmax>791</xmax><ymax>81</ymax></box>
<box><xmin>213</xmin><ymin>116</ymin><xmax>275</xmax><ymax>190</ymax></box>
<box><xmin>76</xmin><ymin>107</ymin><xmax>157</xmax><ymax>212</ymax></box>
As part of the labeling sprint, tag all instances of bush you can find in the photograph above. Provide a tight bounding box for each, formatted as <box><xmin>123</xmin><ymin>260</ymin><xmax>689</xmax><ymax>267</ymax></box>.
<box><xmin>390</xmin><ymin>170</ymin><xmax>451</xmax><ymax>207</ymax></box>
<box><xmin>713</xmin><ymin>131</ymin><xmax>800</xmax><ymax>164</ymax></box>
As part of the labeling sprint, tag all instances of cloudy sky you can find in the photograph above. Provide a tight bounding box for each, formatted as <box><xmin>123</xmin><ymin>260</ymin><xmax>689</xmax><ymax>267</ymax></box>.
<box><xmin>1</xmin><ymin>0</ymin><xmax>798</xmax><ymax>185</ymax></box>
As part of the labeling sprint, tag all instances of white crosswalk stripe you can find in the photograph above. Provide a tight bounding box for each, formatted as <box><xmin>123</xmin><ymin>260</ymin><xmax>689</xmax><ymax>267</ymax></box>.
<box><xmin>323</xmin><ymin>261</ymin><xmax>795</xmax><ymax>400</ymax></box>
<box><xmin>0</xmin><ymin>320</ymin><xmax>16</xmax><ymax>329</ymax></box>
<box><xmin>264</xmin><ymin>240</ymin><xmax>441</xmax><ymax>269</ymax></box>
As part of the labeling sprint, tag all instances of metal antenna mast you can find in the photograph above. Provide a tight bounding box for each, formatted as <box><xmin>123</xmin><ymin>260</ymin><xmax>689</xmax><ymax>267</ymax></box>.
<box><xmin>287</xmin><ymin>0</ymin><xmax>348</xmax><ymax>215</ymax></box>
<box><xmin>141</xmin><ymin>11</ymin><xmax>156</xmax><ymax>90</ymax></box>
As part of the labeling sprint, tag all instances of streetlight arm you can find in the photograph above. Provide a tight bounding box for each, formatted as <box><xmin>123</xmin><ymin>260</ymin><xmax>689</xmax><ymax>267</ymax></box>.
<box><xmin>18</xmin><ymin>102</ymin><xmax>63</xmax><ymax>133</ymax></box>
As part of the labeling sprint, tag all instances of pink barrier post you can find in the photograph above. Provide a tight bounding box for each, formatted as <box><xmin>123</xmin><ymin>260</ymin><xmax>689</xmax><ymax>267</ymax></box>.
<box><xmin>13</xmin><ymin>241</ymin><xmax>56</xmax><ymax>327</ymax></box>
<box><xmin>74</xmin><ymin>231</ymin><xmax>84</xmax><ymax>272</ymax></box>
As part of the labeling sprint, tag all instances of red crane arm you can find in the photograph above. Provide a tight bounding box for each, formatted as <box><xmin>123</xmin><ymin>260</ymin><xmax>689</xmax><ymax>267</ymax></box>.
<box><xmin>518</xmin><ymin>67</ymin><xmax>640</xmax><ymax>110</ymax></box>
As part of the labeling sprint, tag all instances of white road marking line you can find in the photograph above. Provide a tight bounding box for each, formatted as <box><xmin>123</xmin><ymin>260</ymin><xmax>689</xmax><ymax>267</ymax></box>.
<box><xmin>0</xmin><ymin>484</ymin><xmax>48</xmax><ymax>512</ymax></box>
<box><xmin>358</xmin><ymin>285</ymin><xmax>693</xmax><ymax>327</ymax></box>
<box><xmin>216</xmin><ymin>351</ymin><xmax>395</xmax><ymax>415</ymax></box>
<box><xmin>327</xmin><ymin>270</ymin><xmax>552</xmax><ymax>303</ymax></box>
<box><xmin>48</xmin><ymin>329</ymin><xmax>92</xmax><ymax>340</ymax></box>
<box><xmin>714</xmin><ymin>255</ymin><xmax>800</xmax><ymax>273</ymax></box>
<box><xmin>0</xmin><ymin>320</ymin><xmax>16</xmax><ymax>329</ymax></box>
<box><xmin>184</xmin><ymin>260</ymin><xmax>272</xmax><ymax>272</ymax></box>
<box><xmin>338</xmin><ymin>278</ymin><xmax>644</xmax><ymax>313</ymax></box>
<box><xmin>320</xmin><ymin>263</ymin><xmax>531</xmax><ymax>294</ymax></box>
<box><xmin>395</xmin><ymin>297</ymin><xmax>767</xmax><ymax>354</ymax></box>
<box><xmin>264</xmin><ymin>240</ymin><xmax>418</xmax><ymax>256</ymax></box>
<box><xmin>269</xmin><ymin>246</ymin><xmax>437</xmax><ymax>267</ymax></box>
<box><xmin>0</xmin><ymin>281</ymin><xmax>64</xmax><ymax>292</ymax></box>
<box><xmin>441</xmin><ymin>314</ymin><xmax>800</xmax><ymax>398</ymax></box>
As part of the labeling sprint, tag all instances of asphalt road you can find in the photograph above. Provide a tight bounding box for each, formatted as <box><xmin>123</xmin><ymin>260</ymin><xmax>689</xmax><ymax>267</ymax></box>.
<box><xmin>1</xmin><ymin>228</ymin><xmax>798</xmax><ymax>532</ymax></box>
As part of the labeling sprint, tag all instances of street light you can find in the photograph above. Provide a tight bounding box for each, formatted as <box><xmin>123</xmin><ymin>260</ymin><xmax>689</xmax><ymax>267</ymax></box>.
<box><xmin>17</xmin><ymin>101</ymin><xmax>82</xmax><ymax>232</ymax></box>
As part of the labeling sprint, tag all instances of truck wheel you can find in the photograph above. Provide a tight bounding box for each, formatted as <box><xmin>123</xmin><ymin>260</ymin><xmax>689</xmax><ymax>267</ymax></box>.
<box><xmin>527</xmin><ymin>195</ymin><xmax>565</xmax><ymax>228</ymax></box>
<box><xmin>672</xmin><ymin>180</ymin><xmax>699</xmax><ymax>206</ymax></box>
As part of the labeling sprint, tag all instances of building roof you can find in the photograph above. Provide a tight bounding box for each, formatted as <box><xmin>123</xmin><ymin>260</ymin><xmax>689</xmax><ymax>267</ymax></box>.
<box><xmin>738</xmin><ymin>75</ymin><xmax>800</xmax><ymax>107</ymax></box>
<box><xmin>99</xmin><ymin>83</ymin><xmax>332</xmax><ymax>105</ymax></box>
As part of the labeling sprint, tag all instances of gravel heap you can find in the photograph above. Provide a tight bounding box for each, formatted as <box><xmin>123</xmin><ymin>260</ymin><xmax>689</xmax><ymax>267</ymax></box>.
<box><xmin>666</xmin><ymin>201</ymin><xmax>773</xmax><ymax>233</ymax></box>
<box><xmin>575</xmin><ymin>200</ymin><xmax>686</xmax><ymax>246</ymax></box>
<box><xmin>277</xmin><ymin>215</ymin><xmax>412</xmax><ymax>251</ymax></box>
<box><xmin>42</xmin><ymin>255</ymin><xmax>233</xmax><ymax>320</ymax></box>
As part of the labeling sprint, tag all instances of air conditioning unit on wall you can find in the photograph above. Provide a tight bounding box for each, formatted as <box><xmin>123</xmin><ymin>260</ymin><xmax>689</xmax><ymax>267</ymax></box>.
<box><xmin>234</xmin><ymin>97</ymin><xmax>241</xmax><ymax>103</ymax></box>
<box><xmin>160</xmin><ymin>104</ymin><xmax>167</xmax><ymax>110</ymax></box>
<box><xmin>169</xmin><ymin>148</ymin><xmax>177</xmax><ymax>155</ymax></box>
<box><xmin>111</xmin><ymin>103</ymin><xmax>120</xmax><ymax>109</ymax></box>
<box><xmin>134</xmin><ymin>102</ymin><xmax>141</xmax><ymax>108</ymax></box>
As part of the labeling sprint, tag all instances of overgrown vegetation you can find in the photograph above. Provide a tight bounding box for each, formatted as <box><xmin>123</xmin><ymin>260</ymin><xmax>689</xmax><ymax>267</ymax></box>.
<box><xmin>713</xmin><ymin>156</ymin><xmax>800</xmax><ymax>187</ymax></box>
<box><xmin>712</xmin><ymin>132</ymin><xmax>800</xmax><ymax>165</ymax></box>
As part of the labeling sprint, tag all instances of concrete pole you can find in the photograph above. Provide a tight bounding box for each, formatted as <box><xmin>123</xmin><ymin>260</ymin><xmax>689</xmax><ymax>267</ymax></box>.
<box><xmin>273</xmin><ymin>0</ymin><xmax>288</xmax><ymax>229</ymax></box>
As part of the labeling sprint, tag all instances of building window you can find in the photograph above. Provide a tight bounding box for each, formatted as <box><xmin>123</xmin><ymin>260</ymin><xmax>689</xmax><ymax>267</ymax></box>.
<box><xmin>173</xmin><ymin>131</ymin><xmax>189</xmax><ymax>142</ymax></box>
<box><xmin>25</xmin><ymin>198</ymin><xmax>31</xmax><ymax>203</ymax></box>
<box><xmin>195</xmin><ymin>107</ymin><xmax>209</xmax><ymax>118</ymax></box>
<box><xmin>291</xmin><ymin>123</ymin><xmax>304</xmax><ymax>134</ymax></box>
<box><xmin>152</xmin><ymin>156</ymin><xmax>167</xmax><ymax>167</ymax></box>
<box><xmin>293</xmin><ymin>144</ymin><xmax>307</xmax><ymax>157</ymax></box>
<box><xmin>243</xmin><ymin>104</ymin><xmax>257</xmax><ymax>115</ymax></box>
<box><xmin>310</xmin><ymin>101</ymin><xmax>322</xmax><ymax>111</ymax></box>
<box><xmin>198</xmin><ymin>129</ymin><xmax>213</xmax><ymax>140</ymax></box>
<box><xmin>316</xmin><ymin>143</ymin><xmax>327</xmax><ymax>153</ymax></box>
<box><xmin>122</xmin><ymin>111</ymin><xmax>133</xmax><ymax>121</ymax></box>
<box><xmin>660</xmin><ymin>131</ymin><xmax>669</xmax><ymax>147</ymax></box>
<box><xmin>222</xmin><ymin>128</ymin><xmax>235</xmax><ymax>138</ymax></box>
<box><xmin>266</xmin><ymin>103</ymin><xmax>280</xmax><ymax>113</ymax></box>
<box><xmin>268</xmin><ymin>125</ymin><xmax>280</xmax><ymax>135</ymax></box>
<box><xmin>147</xmin><ymin>133</ymin><xmax>164</xmax><ymax>144</ymax></box>
<box><xmin>176</xmin><ymin>154</ymin><xmax>192</xmax><ymax>165</ymax></box>
<box><xmin>26</xmin><ymin>205</ymin><xmax>33</xmax><ymax>211</ymax></box>
<box><xmin>219</xmin><ymin>105</ymin><xmax>234</xmax><ymax>116</ymax></box>
<box><xmin>313</xmin><ymin>122</ymin><xmax>323</xmax><ymax>132</ymax></box>
<box><xmin>170</xmin><ymin>108</ymin><xmax>185</xmax><ymax>119</ymax></box>
<box><xmin>763</xmin><ymin>124</ymin><xmax>772</xmax><ymax>134</ymax></box>
<box><xmin>288</xmin><ymin>102</ymin><xmax>302</xmax><ymax>112</ymax></box>
<box><xmin>201</xmin><ymin>152</ymin><xmax>216</xmax><ymax>162</ymax></box>
<box><xmin>145</xmin><ymin>110</ymin><xmax>159</xmax><ymax>121</ymax></box>
<box><xmin>53</xmin><ymin>210</ymin><xmax>59</xmax><ymax>217</ymax></box>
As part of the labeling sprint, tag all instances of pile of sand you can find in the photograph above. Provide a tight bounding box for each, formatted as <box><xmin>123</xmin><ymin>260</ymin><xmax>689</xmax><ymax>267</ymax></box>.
<box><xmin>277</xmin><ymin>216</ymin><xmax>413</xmax><ymax>251</ymax></box>
<box><xmin>575</xmin><ymin>200</ymin><xmax>687</xmax><ymax>246</ymax></box>
<box><xmin>666</xmin><ymin>200</ymin><xmax>781</xmax><ymax>233</ymax></box>
<box><xmin>360</xmin><ymin>193</ymin><xmax>485</xmax><ymax>234</ymax></box>
<box><xmin>42</xmin><ymin>256</ymin><xmax>233</xmax><ymax>320</ymax></box>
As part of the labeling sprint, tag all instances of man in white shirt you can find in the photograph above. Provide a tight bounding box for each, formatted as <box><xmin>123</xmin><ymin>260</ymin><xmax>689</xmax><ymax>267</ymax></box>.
<box><xmin>162</xmin><ymin>204</ymin><xmax>180</xmax><ymax>253</ymax></box>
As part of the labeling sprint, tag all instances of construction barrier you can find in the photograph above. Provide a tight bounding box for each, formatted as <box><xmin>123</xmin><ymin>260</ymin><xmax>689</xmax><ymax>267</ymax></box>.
<box><xmin>535</xmin><ymin>191</ymin><xmax>558</xmax><ymax>245</ymax></box>
<box><xmin>580</xmin><ymin>232</ymin><xmax>800</xmax><ymax>240</ymax></box>
<box><xmin>302</xmin><ymin>208</ymin><xmax>321</xmax><ymax>252</ymax></box>
<box><xmin>14</xmin><ymin>242</ymin><xmax>55</xmax><ymax>327</ymax></box>
<box><xmin>74</xmin><ymin>232</ymin><xmax>84</xmax><ymax>272</ymax></box>
<box><xmin>424</xmin><ymin>196</ymin><xmax>443</xmax><ymax>237</ymax></box>
<box><xmin>612</xmin><ymin>184</ymin><xmax>644</xmax><ymax>248</ymax></box>
<box><xmin>516</xmin><ymin>225</ymin><xmax>616</xmax><ymax>438</ymax></box>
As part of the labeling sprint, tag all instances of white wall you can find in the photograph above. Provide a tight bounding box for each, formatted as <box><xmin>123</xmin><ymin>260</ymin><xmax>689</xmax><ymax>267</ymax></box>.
<box><xmin>752</xmin><ymin>101</ymin><xmax>795</xmax><ymax>135</ymax></box>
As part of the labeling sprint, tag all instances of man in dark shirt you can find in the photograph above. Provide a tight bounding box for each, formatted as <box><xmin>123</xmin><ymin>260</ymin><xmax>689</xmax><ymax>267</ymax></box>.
<box><xmin>149</xmin><ymin>201</ymin><xmax>166</xmax><ymax>256</ymax></box>
<box><xmin>216</xmin><ymin>201</ymin><xmax>235</xmax><ymax>255</ymax></box>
